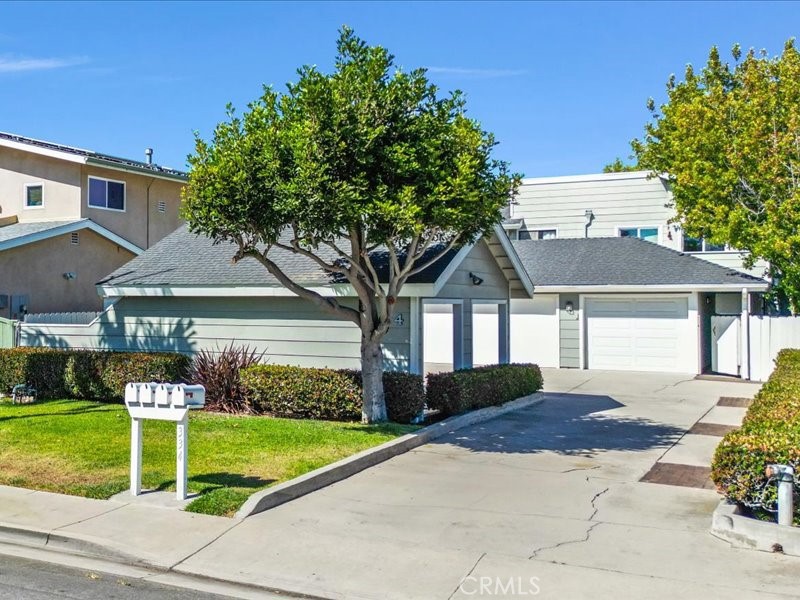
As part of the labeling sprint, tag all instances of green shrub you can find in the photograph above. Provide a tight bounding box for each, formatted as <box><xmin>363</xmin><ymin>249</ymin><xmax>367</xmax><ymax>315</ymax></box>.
<box><xmin>711</xmin><ymin>348</ymin><xmax>800</xmax><ymax>521</ymax></box>
<box><xmin>426</xmin><ymin>363</ymin><xmax>543</xmax><ymax>416</ymax></box>
<box><xmin>340</xmin><ymin>370</ymin><xmax>426</xmax><ymax>424</ymax></box>
<box><xmin>0</xmin><ymin>348</ymin><xmax>190</xmax><ymax>401</ymax></box>
<box><xmin>242</xmin><ymin>365</ymin><xmax>362</xmax><ymax>420</ymax></box>
<box><xmin>242</xmin><ymin>365</ymin><xmax>426</xmax><ymax>423</ymax></box>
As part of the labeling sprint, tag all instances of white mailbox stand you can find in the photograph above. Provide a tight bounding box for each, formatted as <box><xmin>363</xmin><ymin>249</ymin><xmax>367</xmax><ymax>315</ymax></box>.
<box><xmin>124</xmin><ymin>382</ymin><xmax>205</xmax><ymax>501</ymax></box>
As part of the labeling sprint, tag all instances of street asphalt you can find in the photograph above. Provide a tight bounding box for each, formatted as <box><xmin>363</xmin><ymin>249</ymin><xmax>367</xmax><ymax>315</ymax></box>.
<box><xmin>0</xmin><ymin>553</ymin><xmax>231</xmax><ymax>600</ymax></box>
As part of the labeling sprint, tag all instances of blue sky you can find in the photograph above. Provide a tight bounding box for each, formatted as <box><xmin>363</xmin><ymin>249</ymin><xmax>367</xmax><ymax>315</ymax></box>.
<box><xmin>0</xmin><ymin>1</ymin><xmax>796</xmax><ymax>176</ymax></box>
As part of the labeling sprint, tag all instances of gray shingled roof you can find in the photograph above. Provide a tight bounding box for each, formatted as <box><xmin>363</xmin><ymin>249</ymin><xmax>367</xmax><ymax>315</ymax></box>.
<box><xmin>0</xmin><ymin>219</ymin><xmax>86</xmax><ymax>244</ymax></box>
<box><xmin>100</xmin><ymin>225</ymin><xmax>456</xmax><ymax>288</ymax></box>
<box><xmin>0</xmin><ymin>132</ymin><xmax>187</xmax><ymax>180</ymax></box>
<box><xmin>512</xmin><ymin>237</ymin><xmax>768</xmax><ymax>288</ymax></box>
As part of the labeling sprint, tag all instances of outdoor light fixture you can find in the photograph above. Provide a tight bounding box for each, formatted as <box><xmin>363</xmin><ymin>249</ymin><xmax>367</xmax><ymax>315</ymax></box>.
<box><xmin>469</xmin><ymin>272</ymin><xmax>484</xmax><ymax>286</ymax></box>
<box><xmin>62</xmin><ymin>272</ymin><xmax>76</xmax><ymax>280</ymax></box>
<box><xmin>565</xmin><ymin>300</ymin><xmax>574</xmax><ymax>314</ymax></box>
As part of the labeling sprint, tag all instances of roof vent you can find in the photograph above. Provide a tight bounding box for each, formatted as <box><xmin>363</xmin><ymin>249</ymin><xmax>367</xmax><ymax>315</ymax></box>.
<box><xmin>157</xmin><ymin>200</ymin><xmax>166</xmax><ymax>213</ymax></box>
<box><xmin>70</xmin><ymin>232</ymin><xmax>79</xmax><ymax>245</ymax></box>
<box><xmin>145</xmin><ymin>148</ymin><xmax>153</xmax><ymax>165</ymax></box>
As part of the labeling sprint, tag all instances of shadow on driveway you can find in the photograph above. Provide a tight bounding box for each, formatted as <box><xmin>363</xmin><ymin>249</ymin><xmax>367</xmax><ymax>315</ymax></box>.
<box><xmin>440</xmin><ymin>392</ymin><xmax>686</xmax><ymax>457</ymax></box>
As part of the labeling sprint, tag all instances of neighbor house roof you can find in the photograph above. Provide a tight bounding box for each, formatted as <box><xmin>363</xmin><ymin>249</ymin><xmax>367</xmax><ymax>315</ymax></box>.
<box><xmin>98</xmin><ymin>224</ymin><xmax>532</xmax><ymax>298</ymax></box>
<box><xmin>0</xmin><ymin>132</ymin><xmax>187</xmax><ymax>182</ymax></box>
<box><xmin>0</xmin><ymin>219</ymin><xmax>143</xmax><ymax>255</ymax></box>
<box><xmin>512</xmin><ymin>237</ymin><xmax>769</xmax><ymax>292</ymax></box>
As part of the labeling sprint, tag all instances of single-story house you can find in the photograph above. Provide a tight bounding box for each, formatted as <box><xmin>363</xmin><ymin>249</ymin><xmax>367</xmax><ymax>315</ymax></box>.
<box><xmin>508</xmin><ymin>237</ymin><xmax>769</xmax><ymax>376</ymax></box>
<box><xmin>19</xmin><ymin>224</ymin><xmax>533</xmax><ymax>373</ymax></box>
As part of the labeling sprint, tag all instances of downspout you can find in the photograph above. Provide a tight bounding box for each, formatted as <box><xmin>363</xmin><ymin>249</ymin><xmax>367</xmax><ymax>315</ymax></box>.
<box><xmin>145</xmin><ymin>177</ymin><xmax>155</xmax><ymax>249</ymax></box>
<box><xmin>741</xmin><ymin>287</ymin><xmax>750</xmax><ymax>380</ymax></box>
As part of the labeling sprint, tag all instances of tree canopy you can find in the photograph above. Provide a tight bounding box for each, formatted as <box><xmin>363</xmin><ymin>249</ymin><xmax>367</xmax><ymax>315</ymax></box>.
<box><xmin>633</xmin><ymin>40</ymin><xmax>800</xmax><ymax>310</ymax></box>
<box><xmin>602</xmin><ymin>157</ymin><xmax>640</xmax><ymax>173</ymax></box>
<box><xmin>182</xmin><ymin>28</ymin><xmax>519</xmax><ymax>421</ymax></box>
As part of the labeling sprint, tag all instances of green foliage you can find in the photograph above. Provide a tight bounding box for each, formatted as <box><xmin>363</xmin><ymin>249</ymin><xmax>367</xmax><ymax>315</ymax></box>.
<box><xmin>633</xmin><ymin>40</ymin><xmax>800</xmax><ymax>310</ymax></box>
<box><xmin>0</xmin><ymin>348</ymin><xmax>190</xmax><ymax>401</ymax></box>
<box><xmin>181</xmin><ymin>27</ymin><xmax>520</xmax><ymax>422</ymax></box>
<box><xmin>426</xmin><ymin>363</ymin><xmax>543</xmax><ymax>416</ymax></box>
<box><xmin>602</xmin><ymin>157</ymin><xmax>640</xmax><ymax>173</ymax></box>
<box><xmin>340</xmin><ymin>370</ymin><xmax>425</xmax><ymax>424</ymax></box>
<box><xmin>711</xmin><ymin>349</ymin><xmax>800</xmax><ymax>521</ymax></box>
<box><xmin>241</xmin><ymin>365</ymin><xmax>425</xmax><ymax>423</ymax></box>
<box><xmin>189</xmin><ymin>343</ymin><xmax>265</xmax><ymax>413</ymax></box>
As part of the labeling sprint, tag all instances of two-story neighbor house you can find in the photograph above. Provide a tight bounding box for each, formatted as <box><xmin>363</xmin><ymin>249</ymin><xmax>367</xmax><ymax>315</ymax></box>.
<box><xmin>0</xmin><ymin>132</ymin><xmax>187</xmax><ymax>317</ymax></box>
<box><xmin>504</xmin><ymin>171</ymin><xmax>770</xmax><ymax>378</ymax></box>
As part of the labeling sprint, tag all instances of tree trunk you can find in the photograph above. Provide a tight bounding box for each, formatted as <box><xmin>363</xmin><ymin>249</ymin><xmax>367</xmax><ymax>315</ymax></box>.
<box><xmin>361</xmin><ymin>337</ymin><xmax>387</xmax><ymax>423</ymax></box>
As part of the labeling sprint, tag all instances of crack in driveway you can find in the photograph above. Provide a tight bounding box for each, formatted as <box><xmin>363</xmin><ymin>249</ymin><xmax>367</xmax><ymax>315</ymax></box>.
<box><xmin>528</xmin><ymin>486</ymin><xmax>610</xmax><ymax>560</ymax></box>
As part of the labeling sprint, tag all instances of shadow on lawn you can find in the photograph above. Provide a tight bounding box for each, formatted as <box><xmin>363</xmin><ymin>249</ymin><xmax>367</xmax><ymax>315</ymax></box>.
<box><xmin>153</xmin><ymin>472</ymin><xmax>276</xmax><ymax>492</ymax></box>
<box><xmin>440</xmin><ymin>392</ymin><xmax>686</xmax><ymax>457</ymax></box>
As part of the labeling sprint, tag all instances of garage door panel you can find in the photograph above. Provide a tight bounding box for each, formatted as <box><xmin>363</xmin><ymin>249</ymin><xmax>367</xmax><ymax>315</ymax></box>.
<box><xmin>587</xmin><ymin>297</ymin><xmax>693</xmax><ymax>374</ymax></box>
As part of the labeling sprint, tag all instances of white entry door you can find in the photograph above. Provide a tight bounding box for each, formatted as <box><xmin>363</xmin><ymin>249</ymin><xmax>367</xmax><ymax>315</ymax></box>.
<box><xmin>711</xmin><ymin>315</ymin><xmax>740</xmax><ymax>376</ymax></box>
<box><xmin>586</xmin><ymin>297</ymin><xmax>694</xmax><ymax>373</ymax></box>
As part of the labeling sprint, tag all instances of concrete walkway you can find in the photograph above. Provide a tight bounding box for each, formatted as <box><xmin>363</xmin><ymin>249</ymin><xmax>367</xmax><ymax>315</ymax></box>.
<box><xmin>1</xmin><ymin>369</ymin><xmax>798</xmax><ymax>599</ymax></box>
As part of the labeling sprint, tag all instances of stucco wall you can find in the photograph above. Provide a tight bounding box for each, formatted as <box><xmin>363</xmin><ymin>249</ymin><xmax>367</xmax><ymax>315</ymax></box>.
<box><xmin>20</xmin><ymin>296</ymin><xmax>412</xmax><ymax>371</ymax></box>
<box><xmin>79</xmin><ymin>165</ymin><xmax>184</xmax><ymax>249</ymax></box>
<box><xmin>0</xmin><ymin>229</ymin><xmax>135</xmax><ymax>315</ymax></box>
<box><xmin>0</xmin><ymin>147</ymin><xmax>82</xmax><ymax>222</ymax></box>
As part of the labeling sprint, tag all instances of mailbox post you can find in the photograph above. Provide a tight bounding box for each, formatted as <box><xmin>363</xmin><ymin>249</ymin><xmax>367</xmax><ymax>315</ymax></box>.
<box><xmin>124</xmin><ymin>382</ymin><xmax>205</xmax><ymax>501</ymax></box>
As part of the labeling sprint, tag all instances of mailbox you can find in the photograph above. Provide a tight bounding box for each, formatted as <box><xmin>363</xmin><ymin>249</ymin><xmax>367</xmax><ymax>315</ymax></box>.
<box><xmin>155</xmin><ymin>383</ymin><xmax>176</xmax><ymax>407</ymax></box>
<box><xmin>172</xmin><ymin>384</ymin><xmax>206</xmax><ymax>409</ymax></box>
<box><xmin>139</xmin><ymin>382</ymin><xmax>158</xmax><ymax>406</ymax></box>
<box><xmin>125</xmin><ymin>383</ymin><xmax>138</xmax><ymax>406</ymax></box>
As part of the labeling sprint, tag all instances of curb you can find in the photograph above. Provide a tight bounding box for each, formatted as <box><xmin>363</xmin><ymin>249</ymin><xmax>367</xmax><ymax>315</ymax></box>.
<box><xmin>235</xmin><ymin>391</ymin><xmax>545</xmax><ymax>518</ymax></box>
<box><xmin>0</xmin><ymin>522</ymin><xmax>144</xmax><ymax>566</ymax></box>
<box><xmin>710</xmin><ymin>499</ymin><xmax>800</xmax><ymax>556</ymax></box>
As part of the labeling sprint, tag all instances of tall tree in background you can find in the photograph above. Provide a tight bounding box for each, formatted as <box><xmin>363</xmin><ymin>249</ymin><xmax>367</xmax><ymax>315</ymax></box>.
<box><xmin>602</xmin><ymin>157</ymin><xmax>639</xmax><ymax>173</ymax></box>
<box><xmin>633</xmin><ymin>40</ymin><xmax>800</xmax><ymax>311</ymax></box>
<box><xmin>182</xmin><ymin>28</ymin><xmax>519</xmax><ymax>422</ymax></box>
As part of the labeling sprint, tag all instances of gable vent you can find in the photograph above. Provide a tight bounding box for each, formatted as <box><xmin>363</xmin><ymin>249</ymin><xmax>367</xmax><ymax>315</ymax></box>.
<box><xmin>70</xmin><ymin>232</ymin><xmax>79</xmax><ymax>245</ymax></box>
<box><xmin>157</xmin><ymin>200</ymin><xmax>166</xmax><ymax>214</ymax></box>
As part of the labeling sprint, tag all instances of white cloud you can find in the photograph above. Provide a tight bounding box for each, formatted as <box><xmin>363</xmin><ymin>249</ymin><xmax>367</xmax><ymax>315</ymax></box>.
<box><xmin>424</xmin><ymin>66</ymin><xmax>528</xmax><ymax>78</ymax></box>
<box><xmin>0</xmin><ymin>55</ymin><xmax>89</xmax><ymax>73</ymax></box>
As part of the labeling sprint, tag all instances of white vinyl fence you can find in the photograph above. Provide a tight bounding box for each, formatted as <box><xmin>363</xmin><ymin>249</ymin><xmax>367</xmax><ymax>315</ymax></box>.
<box><xmin>749</xmin><ymin>315</ymin><xmax>800</xmax><ymax>381</ymax></box>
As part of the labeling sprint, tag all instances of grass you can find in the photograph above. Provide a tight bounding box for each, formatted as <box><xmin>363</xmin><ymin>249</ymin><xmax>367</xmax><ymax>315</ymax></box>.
<box><xmin>0</xmin><ymin>399</ymin><xmax>416</xmax><ymax>516</ymax></box>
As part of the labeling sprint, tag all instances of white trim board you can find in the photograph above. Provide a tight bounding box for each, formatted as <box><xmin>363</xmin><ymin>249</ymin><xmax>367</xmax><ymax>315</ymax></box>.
<box><xmin>99</xmin><ymin>283</ymin><xmax>437</xmax><ymax>299</ymax></box>
<box><xmin>532</xmin><ymin>283</ymin><xmax>769</xmax><ymax>293</ymax></box>
<box><xmin>0</xmin><ymin>220</ymin><xmax>143</xmax><ymax>255</ymax></box>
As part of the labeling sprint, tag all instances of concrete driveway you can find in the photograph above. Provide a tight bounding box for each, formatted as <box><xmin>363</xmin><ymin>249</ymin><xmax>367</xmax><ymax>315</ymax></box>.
<box><xmin>177</xmin><ymin>369</ymin><xmax>799</xmax><ymax>599</ymax></box>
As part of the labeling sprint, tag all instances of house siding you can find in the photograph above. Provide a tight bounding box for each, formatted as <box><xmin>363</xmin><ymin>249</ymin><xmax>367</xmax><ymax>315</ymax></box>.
<box><xmin>20</xmin><ymin>296</ymin><xmax>412</xmax><ymax>371</ymax></box>
<box><xmin>558</xmin><ymin>293</ymin><xmax>580</xmax><ymax>368</ymax></box>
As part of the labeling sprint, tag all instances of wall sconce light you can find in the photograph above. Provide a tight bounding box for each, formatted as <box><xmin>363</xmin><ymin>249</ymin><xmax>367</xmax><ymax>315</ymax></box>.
<box><xmin>63</xmin><ymin>272</ymin><xmax>76</xmax><ymax>280</ymax></box>
<box><xmin>469</xmin><ymin>272</ymin><xmax>484</xmax><ymax>286</ymax></box>
<box><xmin>565</xmin><ymin>300</ymin><xmax>574</xmax><ymax>314</ymax></box>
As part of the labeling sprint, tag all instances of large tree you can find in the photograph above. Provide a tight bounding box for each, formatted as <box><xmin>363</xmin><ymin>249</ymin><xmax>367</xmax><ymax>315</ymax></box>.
<box><xmin>633</xmin><ymin>40</ymin><xmax>800</xmax><ymax>311</ymax></box>
<box><xmin>182</xmin><ymin>28</ymin><xmax>519</xmax><ymax>423</ymax></box>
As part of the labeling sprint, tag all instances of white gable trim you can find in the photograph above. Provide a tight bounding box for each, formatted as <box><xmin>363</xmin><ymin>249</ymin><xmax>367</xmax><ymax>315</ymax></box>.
<box><xmin>532</xmin><ymin>283</ymin><xmax>769</xmax><ymax>293</ymax></box>
<box><xmin>98</xmin><ymin>283</ymin><xmax>436</xmax><ymax>299</ymax></box>
<box><xmin>0</xmin><ymin>136</ymin><xmax>87</xmax><ymax>164</ymax></box>
<box><xmin>0</xmin><ymin>220</ymin><xmax>143</xmax><ymax>255</ymax></box>
<box><xmin>492</xmin><ymin>224</ymin><xmax>535</xmax><ymax>296</ymax></box>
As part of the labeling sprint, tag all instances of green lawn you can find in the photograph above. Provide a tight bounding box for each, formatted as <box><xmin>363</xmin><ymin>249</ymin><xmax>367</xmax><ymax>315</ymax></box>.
<box><xmin>0</xmin><ymin>399</ymin><xmax>415</xmax><ymax>516</ymax></box>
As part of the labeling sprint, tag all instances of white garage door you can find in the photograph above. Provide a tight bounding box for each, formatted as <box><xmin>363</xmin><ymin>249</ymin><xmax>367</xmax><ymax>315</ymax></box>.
<box><xmin>586</xmin><ymin>297</ymin><xmax>694</xmax><ymax>373</ymax></box>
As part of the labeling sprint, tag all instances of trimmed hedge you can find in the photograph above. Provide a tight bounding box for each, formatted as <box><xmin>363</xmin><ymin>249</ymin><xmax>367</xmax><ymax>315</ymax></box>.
<box><xmin>241</xmin><ymin>365</ymin><xmax>426</xmax><ymax>423</ymax></box>
<box><xmin>426</xmin><ymin>363</ymin><xmax>544</xmax><ymax>416</ymax></box>
<box><xmin>711</xmin><ymin>349</ymin><xmax>800</xmax><ymax>522</ymax></box>
<box><xmin>0</xmin><ymin>348</ymin><xmax>190</xmax><ymax>401</ymax></box>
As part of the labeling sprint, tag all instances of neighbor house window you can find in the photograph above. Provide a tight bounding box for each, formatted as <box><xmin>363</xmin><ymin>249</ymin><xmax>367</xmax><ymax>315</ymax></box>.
<box><xmin>531</xmin><ymin>229</ymin><xmax>557</xmax><ymax>240</ymax></box>
<box><xmin>88</xmin><ymin>176</ymin><xmax>125</xmax><ymax>211</ymax></box>
<box><xmin>618</xmin><ymin>226</ymin><xmax>658</xmax><ymax>243</ymax></box>
<box><xmin>24</xmin><ymin>183</ymin><xmax>43</xmax><ymax>208</ymax></box>
<box><xmin>683</xmin><ymin>236</ymin><xmax>726</xmax><ymax>252</ymax></box>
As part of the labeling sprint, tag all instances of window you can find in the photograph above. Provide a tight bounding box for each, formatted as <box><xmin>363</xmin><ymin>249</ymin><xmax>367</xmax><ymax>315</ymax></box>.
<box><xmin>88</xmin><ymin>176</ymin><xmax>125</xmax><ymax>211</ymax></box>
<box><xmin>683</xmin><ymin>236</ymin><xmax>726</xmax><ymax>252</ymax></box>
<box><xmin>618</xmin><ymin>226</ymin><xmax>659</xmax><ymax>243</ymax></box>
<box><xmin>531</xmin><ymin>229</ymin><xmax>557</xmax><ymax>240</ymax></box>
<box><xmin>24</xmin><ymin>183</ymin><xmax>43</xmax><ymax>208</ymax></box>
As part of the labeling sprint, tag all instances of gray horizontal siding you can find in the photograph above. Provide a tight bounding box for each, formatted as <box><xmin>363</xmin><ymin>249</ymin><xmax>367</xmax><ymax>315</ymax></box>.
<box><xmin>559</xmin><ymin>293</ymin><xmax>580</xmax><ymax>368</ymax></box>
<box><xmin>20</xmin><ymin>295</ymin><xmax>412</xmax><ymax>371</ymax></box>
